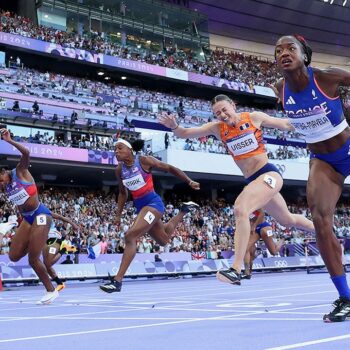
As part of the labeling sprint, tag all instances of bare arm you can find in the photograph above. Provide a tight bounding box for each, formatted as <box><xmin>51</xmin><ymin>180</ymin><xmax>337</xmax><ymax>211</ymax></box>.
<box><xmin>51</xmin><ymin>212</ymin><xmax>79</xmax><ymax>231</ymax></box>
<box><xmin>251</xmin><ymin>111</ymin><xmax>294</xmax><ymax>132</ymax></box>
<box><xmin>115</xmin><ymin>165</ymin><xmax>128</xmax><ymax>217</ymax></box>
<box><xmin>158</xmin><ymin>113</ymin><xmax>221</xmax><ymax>139</ymax></box>
<box><xmin>1</xmin><ymin>129</ymin><xmax>30</xmax><ymax>177</ymax></box>
<box><xmin>140</xmin><ymin>156</ymin><xmax>200</xmax><ymax>190</ymax></box>
<box><xmin>321</xmin><ymin>67</ymin><xmax>350</xmax><ymax>87</ymax></box>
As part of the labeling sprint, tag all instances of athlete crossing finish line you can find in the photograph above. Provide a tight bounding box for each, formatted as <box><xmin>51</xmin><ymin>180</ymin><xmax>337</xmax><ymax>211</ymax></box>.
<box><xmin>159</xmin><ymin>94</ymin><xmax>314</xmax><ymax>285</ymax></box>
<box><xmin>0</xmin><ymin>128</ymin><xmax>58</xmax><ymax>304</ymax></box>
<box><xmin>100</xmin><ymin>138</ymin><xmax>200</xmax><ymax>293</ymax></box>
<box><xmin>274</xmin><ymin>34</ymin><xmax>350</xmax><ymax>322</ymax></box>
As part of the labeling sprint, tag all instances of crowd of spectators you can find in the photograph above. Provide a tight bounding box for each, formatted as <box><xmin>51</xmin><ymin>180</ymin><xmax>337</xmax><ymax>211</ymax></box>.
<box><xmin>0</xmin><ymin>66</ymin><xmax>307</xmax><ymax>143</ymax></box>
<box><xmin>2</xmin><ymin>187</ymin><xmax>349</xmax><ymax>259</ymax></box>
<box><xmin>0</xmin><ymin>10</ymin><xmax>280</xmax><ymax>88</ymax></box>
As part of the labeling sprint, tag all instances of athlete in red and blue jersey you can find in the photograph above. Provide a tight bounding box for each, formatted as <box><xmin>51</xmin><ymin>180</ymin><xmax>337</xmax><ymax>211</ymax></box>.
<box><xmin>100</xmin><ymin>138</ymin><xmax>200</xmax><ymax>293</ymax></box>
<box><xmin>0</xmin><ymin>128</ymin><xmax>58</xmax><ymax>305</ymax></box>
<box><xmin>243</xmin><ymin>209</ymin><xmax>285</xmax><ymax>279</ymax></box>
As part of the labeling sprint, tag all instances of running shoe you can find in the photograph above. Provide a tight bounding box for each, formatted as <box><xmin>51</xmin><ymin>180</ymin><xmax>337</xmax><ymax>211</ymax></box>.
<box><xmin>100</xmin><ymin>275</ymin><xmax>122</xmax><ymax>293</ymax></box>
<box><xmin>216</xmin><ymin>268</ymin><xmax>241</xmax><ymax>285</ymax></box>
<box><xmin>241</xmin><ymin>273</ymin><xmax>252</xmax><ymax>280</ymax></box>
<box><xmin>180</xmin><ymin>201</ymin><xmax>200</xmax><ymax>213</ymax></box>
<box><xmin>323</xmin><ymin>297</ymin><xmax>350</xmax><ymax>322</ymax></box>
<box><xmin>37</xmin><ymin>290</ymin><xmax>59</xmax><ymax>305</ymax></box>
<box><xmin>55</xmin><ymin>283</ymin><xmax>65</xmax><ymax>292</ymax></box>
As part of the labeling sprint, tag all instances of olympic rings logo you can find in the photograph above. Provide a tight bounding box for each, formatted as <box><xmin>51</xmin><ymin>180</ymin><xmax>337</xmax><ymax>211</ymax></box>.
<box><xmin>275</xmin><ymin>164</ymin><xmax>286</xmax><ymax>175</ymax></box>
<box><xmin>274</xmin><ymin>260</ymin><xmax>288</xmax><ymax>267</ymax></box>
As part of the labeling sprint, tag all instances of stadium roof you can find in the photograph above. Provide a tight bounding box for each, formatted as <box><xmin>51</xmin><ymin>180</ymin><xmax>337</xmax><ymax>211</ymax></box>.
<box><xmin>190</xmin><ymin>0</ymin><xmax>350</xmax><ymax>58</ymax></box>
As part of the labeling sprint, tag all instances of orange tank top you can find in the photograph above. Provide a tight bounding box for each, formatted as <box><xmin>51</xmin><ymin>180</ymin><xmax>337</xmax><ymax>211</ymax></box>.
<box><xmin>220</xmin><ymin>112</ymin><xmax>266</xmax><ymax>161</ymax></box>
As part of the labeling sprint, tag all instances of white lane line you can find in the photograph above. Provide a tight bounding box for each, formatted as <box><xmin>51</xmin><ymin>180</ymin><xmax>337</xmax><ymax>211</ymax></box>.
<box><xmin>0</xmin><ymin>306</ymin><xmax>153</xmax><ymax>322</ymax></box>
<box><xmin>158</xmin><ymin>290</ymin><xmax>334</xmax><ymax>310</ymax></box>
<box><xmin>265</xmin><ymin>333</ymin><xmax>350</xmax><ymax>350</ymax></box>
<box><xmin>0</xmin><ymin>312</ymin><xmax>241</xmax><ymax>344</ymax></box>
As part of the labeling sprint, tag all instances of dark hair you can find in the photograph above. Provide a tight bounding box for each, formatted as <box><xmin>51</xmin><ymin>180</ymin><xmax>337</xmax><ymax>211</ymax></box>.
<box><xmin>293</xmin><ymin>34</ymin><xmax>312</xmax><ymax>66</ymax></box>
<box><xmin>211</xmin><ymin>94</ymin><xmax>233</xmax><ymax>106</ymax></box>
<box><xmin>132</xmin><ymin>139</ymin><xmax>145</xmax><ymax>152</ymax></box>
<box><xmin>275</xmin><ymin>35</ymin><xmax>312</xmax><ymax>66</ymax></box>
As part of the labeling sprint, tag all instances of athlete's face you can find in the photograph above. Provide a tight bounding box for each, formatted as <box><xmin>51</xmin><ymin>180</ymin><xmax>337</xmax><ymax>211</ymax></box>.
<box><xmin>114</xmin><ymin>143</ymin><xmax>132</xmax><ymax>161</ymax></box>
<box><xmin>212</xmin><ymin>100</ymin><xmax>238</xmax><ymax>126</ymax></box>
<box><xmin>275</xmin><ymin>36</ymin><xmax>305</xmax><ymax>72</ymax></box>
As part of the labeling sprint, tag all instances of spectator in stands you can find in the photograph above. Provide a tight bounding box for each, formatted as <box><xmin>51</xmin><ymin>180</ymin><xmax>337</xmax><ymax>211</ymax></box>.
<box><xmin>32</xmin><ymin>101</ymin><xmax>39</xmax><ymax>114</ymax></box>
<box><xmin>12</xmin><ymin>100</ymin><xmax>20</xmax><ymax>112</ymax></box>
<box><xmin>61</xmin><ymin>255</ymin><xmax>74</xmax><ymax>264</ymax></box>
<box><xmin>164</xmin><ymin>132</ymin><xmax>170</xmax><ymax>149</ymax></box>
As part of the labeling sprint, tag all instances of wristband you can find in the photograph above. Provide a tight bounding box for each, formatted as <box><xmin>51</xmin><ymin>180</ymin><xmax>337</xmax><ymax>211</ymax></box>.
<box><xmin>171</xmin><ymin>124</ymin><xmax>179</xmax><ymax>131</ymax></box>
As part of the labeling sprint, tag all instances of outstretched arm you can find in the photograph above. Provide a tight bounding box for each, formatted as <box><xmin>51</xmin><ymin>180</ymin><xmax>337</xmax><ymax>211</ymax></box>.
<box><xmin>51</xmin><ymin>212</ymin><xmax>79</xmax><ymax>231</ymax></box>
<box><xmin>322</xmin><ymin>67</ymin><xmax>350</xmax><ymax>87</ymax></box>
<box><xmin>1</xmin><ymin>128</ymin><xmax>31</xmax><ymax>178</ymax></box>
<box><xmin>251</xmin><ymin>111</ymin><xmax>294</xmax><ymax>131</ymax></box>
<box><xmin>158</xmin><ymin>113</ymin><xmax>221</xmax><ymax>139</ymax></box>
<box><xmin>115</xmin><ymin>165</ymin><xmax>128</xmax><ymax>224</ymax></box>
<box><xmin>141</xmin><ymin>156</ymin><xmax>200</xmax><ymax>190</ymax></box>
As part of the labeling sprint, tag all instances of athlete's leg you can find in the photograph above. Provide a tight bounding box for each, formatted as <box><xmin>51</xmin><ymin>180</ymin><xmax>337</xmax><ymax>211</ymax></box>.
<box><xmin>27</xmin><ymin>215</ymin><xmax>55</xmax><ymax>292</ymax></box>
<box><xmin>43</xmin><ymin>243</ymin><xmax>62</xmax><ymax>279</ymax></box>
<box><xmin>148</xmin><ymin>211</ymin><xmax>187</xmax><ymax>245</ymax></box>
<box><xmin>114</xmin><ymin>206</ymin><xmax>163</xmax><ymax>282</ymax></box>
<box><xmin>261</xmin><ymin>228</ymin><xmax>284</xmax><ymax>256</ymax></box>
<box><xmin>8</xmin><ymin>220</ymin><xmax>31</xmax><ymax>262</ymax></box>
<box><xmin>263</xmin><ymin>194</ymin><xmax>314</xmax><ymax>233</ymax></box>
<box><xmin>307</xmin><ymin>159</ymin><xmax>345</xmax><ymax>277</ymax></box>
<box><xmin>231</xmin><ymin>171</ymin><xmax>283</xmax><ymax>273</ymax></box>
<box><xmin>244</xmin><ymin>233</ymin><xmax>258</xmax><ymax>275</ymax></box>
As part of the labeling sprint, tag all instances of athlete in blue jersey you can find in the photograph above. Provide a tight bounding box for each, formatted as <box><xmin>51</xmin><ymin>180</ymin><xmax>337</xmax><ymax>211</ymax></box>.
<box><xmin>100</xmin><ymin>139</ymin><xmax>200</xmax><ymax>293</ymax></box>
<box><xmin>243</xmin><ymin>209</ymin><xmax>285</xmax><ymax>279</ymax></box>
<box><xmin>0</xmin><ymin>128</ymin><xmax>58</xmax><ymax>304</ymax></box>
<box><xmin>274</xmin><ymin>35</ymin><xmax>350</xmax><ymax>322</ymax></box>
<box><xmin>43</xmin><ymin>213</ymin><xmax>79</xmax><ymax>291</ymax></box>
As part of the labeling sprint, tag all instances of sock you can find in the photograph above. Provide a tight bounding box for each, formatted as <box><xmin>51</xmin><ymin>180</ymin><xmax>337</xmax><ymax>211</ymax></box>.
<box><xmin>331</xmin><ymin>274</ymin><xmax>350</xmax><ymax>299</ymax></box>
<box><xmin>53</xmin><ymin>276</ymin><xmax>63</xmax><ymax>285</ymax></box>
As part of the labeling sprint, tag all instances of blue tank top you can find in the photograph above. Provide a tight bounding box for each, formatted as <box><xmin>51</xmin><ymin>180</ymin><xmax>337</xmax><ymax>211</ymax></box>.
<box><xmin>283</xmin><ymin>67</ymin><xmax>347</xmax><ymax>143</ymax></box>
<box><xmin>120</xmin><ymin>155</ymin><xmax>155</xmax><ymax>199</ymax></box>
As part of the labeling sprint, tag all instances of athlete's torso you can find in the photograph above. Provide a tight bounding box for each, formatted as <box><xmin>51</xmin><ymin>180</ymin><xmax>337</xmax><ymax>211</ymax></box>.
<box><xmin>5</xmin><ymin>169</ymin><xmax>38</xmax><ymax>207</ymax></box>
<box><xmin>283</xmin><ymin>67</ymin><xmax>347</xmax><ymax>145</ymax></box>
<box><xmin>220</xmin><ymin>112</ymin><xmax>266</xmax><ymax>160</ymax></box>
<box><xmin>120</xmin><ymin>155</ymin><xmax>155</xmax><ymax>199</ymax></box>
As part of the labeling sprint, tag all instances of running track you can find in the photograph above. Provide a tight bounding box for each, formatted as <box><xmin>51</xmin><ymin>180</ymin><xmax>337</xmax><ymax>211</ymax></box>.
<box><xmin>0</xmin><ymin>271</ymin><xmax>349</xmax><ymax>350</ymax></box>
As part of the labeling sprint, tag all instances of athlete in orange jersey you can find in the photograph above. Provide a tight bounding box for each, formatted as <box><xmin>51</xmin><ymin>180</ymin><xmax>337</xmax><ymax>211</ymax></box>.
<box><xmin>159</xmin><ymin>94</ymin><xmax>315</xmax><ymax>285</ymax></box>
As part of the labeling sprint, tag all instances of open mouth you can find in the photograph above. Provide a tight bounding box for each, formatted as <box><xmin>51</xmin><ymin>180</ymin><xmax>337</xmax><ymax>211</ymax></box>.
<box><xmin>281</xmin><ymin>58</ymin><xmax>292</xmax><ymax>66</ymax></box>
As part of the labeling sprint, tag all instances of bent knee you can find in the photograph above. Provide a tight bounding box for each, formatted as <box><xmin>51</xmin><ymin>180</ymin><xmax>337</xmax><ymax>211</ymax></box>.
<box><xmin>233</xmin><ymin>204</ymin><xmax>249</xmax><ymax>219</ymax></box>
<box><xmin>9</xmin><ymin>252</ymin><xmax>22</xmax><ymax>262</ymax></box>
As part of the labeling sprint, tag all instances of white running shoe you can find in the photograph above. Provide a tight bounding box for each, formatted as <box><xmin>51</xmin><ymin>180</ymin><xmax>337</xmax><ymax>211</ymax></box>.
<box><xmin>37</xmin><ymin>290</ymin><xmax>59</xmax><ymax>305</ymax></box>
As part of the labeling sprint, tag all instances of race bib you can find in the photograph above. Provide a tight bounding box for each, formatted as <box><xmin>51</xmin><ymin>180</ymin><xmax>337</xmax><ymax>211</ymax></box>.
<box><xmin>8</xmin><ymin>188</ymin><xmax>30</xmax><ymax>206</ymax></box>
<box><xmin>288</xmin><ymin>109</ymin><xmax>332</xmax><ymax>136</ymax></box>
<box><xmin>225</xmin><ymin>132</ymin><xmax>258</xmax><ymax>156</ymax></box>
<box><xmin>122</xmin><ymin>174</ymin><xmax>146</xmax><ymax>191</ymax></box>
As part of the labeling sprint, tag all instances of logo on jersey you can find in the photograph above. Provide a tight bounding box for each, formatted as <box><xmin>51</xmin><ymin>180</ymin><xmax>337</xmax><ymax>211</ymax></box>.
<box><xmin>239</xmin><ymin>123</ymin><xmax>250</xmax><ymax>131</ymax></box>
<box><xmin>312</xmin><ymin>89</ymin><xmax>318</xmax><ymax>100</ymax></box>
<box><xmin>286</xmin><ymin>96</ymin><xmax>296</xmax><ymax>105</ymax></box>
<box><xmin>132</xmin><ymin>167</ymin><xmax>139</xmax><ymax>173</ymax></box>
